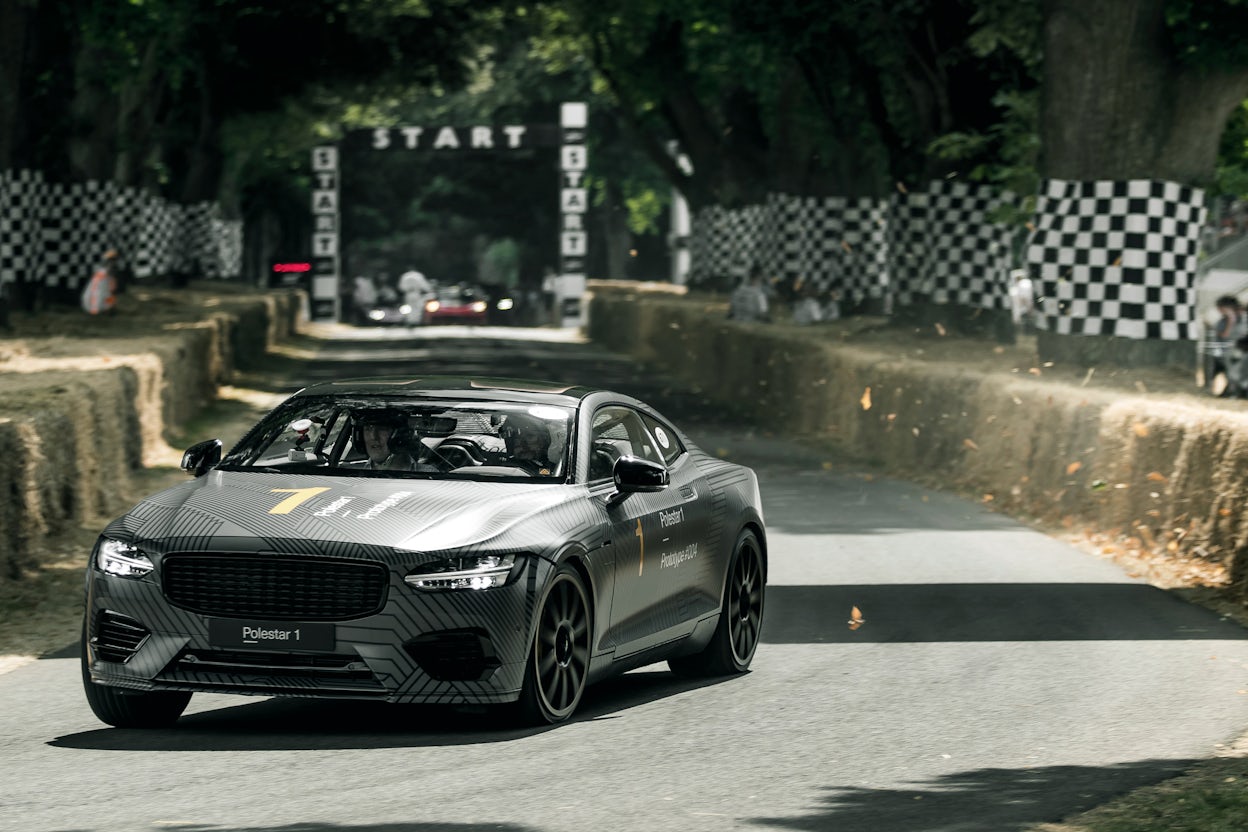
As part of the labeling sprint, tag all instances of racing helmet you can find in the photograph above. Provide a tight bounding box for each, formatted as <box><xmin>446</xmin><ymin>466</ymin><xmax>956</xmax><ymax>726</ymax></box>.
<box><xmin>500</xmin><ymin>412</ymin><xmax>551</xmax><ymax>457</ymax></box>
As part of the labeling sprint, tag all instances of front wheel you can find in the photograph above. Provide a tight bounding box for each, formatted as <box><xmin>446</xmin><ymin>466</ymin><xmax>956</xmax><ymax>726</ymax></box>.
<box><xmin>515</xmin><ymin>564</ymin><xmax>592</xmax><ymax>725</ymax></box>
<box><xmin>80</xmin><ymin>618</ymin><xmax>191</xmax><ymax>728</ymax></box>
<box><xmin>669</xmin><ymin>528</ymin><xmax>765</xmax><ymax>677</ymax></box>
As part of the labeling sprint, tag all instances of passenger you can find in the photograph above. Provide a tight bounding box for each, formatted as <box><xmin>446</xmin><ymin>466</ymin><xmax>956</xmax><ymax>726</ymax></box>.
<box><xmin>500</xmin><ymin>413</ymin><xmax>556</xmax><ymax>476</ymax></box>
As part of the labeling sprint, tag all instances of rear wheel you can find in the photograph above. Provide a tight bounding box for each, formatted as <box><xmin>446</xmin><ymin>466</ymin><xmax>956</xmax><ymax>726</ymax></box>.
<box><xmin>516</xmin><ymin>565</ymin><xmax>591</xmax><ymax>725</ymax></box>
<box><xmin>80</xmin><ymin>618</ymin><xmax>191</xmax><ymax>728</ymax></box>
<box><xmin>669</xmin><ymin>529</ymin><xmax>765</xmax><ymax>677</ymax></box>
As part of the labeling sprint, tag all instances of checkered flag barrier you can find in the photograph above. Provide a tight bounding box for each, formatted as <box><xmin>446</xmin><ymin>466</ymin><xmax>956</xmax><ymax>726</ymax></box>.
<box><xmin>688</xmin><ymin>203</ymin><xmax>769</xmax><ymax>285</ymax></box>
<box><xmin>690</xmin><ymin>183</ymin><xmax>1016</xmax><ymax>309</ymax></box>
<box><xmin>888</xmin><ymin>189</ymin><xmax>930</xmax><ymax>306</ymax></box>
<box><xmin>921</xmin><ymin>180</ymin><xmax>1020</xmax><ymax>310</ymax></box>
<box><xmin>1026</xmin><ymin>179</ymin><xmax>1207</xmax><ymax>341</ymax></box>
<box><xmin>0</xmin><ymin>168</ymin><xmax>242</xmax><ymax>291</ymax></box>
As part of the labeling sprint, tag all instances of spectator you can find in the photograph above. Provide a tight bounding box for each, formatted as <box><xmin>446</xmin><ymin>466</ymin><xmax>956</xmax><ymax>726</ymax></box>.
<box><xmin>1214</xmin><ymin>294</ymin><xmax>1247</xmax><ymax>342</ymax></box>
<box><xmin>398</xmin><ymin>270</ymin><xmax>433</xmax><ymax>327</ymax></box>
<box><xmin>352</xmin><ymin>275</ymin><xmax>378</xmax><ymax>324</ymax></box>
<box><xmin>81</xmin><ymin>250</ymin><xmax>119</xmax><ymax>315</ymax></box>
<box><xmin>1008</xmin><ymin>269</ymin><xmax>1035</xmax><ymax>327</ymax></box>
<box><xmin>1212</xmin><ymin>295</ymin><xmax>1248</xmax><ymax>397</ymax></box>
<box><xmin>728</xmin><ymin>268</ymin><xmax>770</xmax><ymax>322</ymax></box>
<box><xmin>791</xmin><ymin>286</ymin><xmax>824</xmax><ymax>326</ymax></box>
<box><xmin>821</xmin><ymin>288</ymin><xmax>842</xmax><ymax>322</ymax></box>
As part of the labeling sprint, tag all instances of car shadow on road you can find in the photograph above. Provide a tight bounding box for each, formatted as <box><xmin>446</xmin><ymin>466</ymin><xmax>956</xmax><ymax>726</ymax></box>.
<box><xmin>763</xmin><ymin>583</ymin><xmax>1248</xmax><ymax>643</ymax></box>
<box><xmin>48</xmin><ymin>666</ymin><xmax>736</xmax><ymax>752</ymax></box>
<box><xmin>745</xmin><ymin>757</ymin><xmax>1211</xmax><ymax>832</ymax></box>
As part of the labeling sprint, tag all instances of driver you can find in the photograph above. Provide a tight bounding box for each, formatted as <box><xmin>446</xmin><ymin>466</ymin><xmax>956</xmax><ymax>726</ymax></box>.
<box><xmin>500</xmin><ymin>412</ymin><xmax>556</xmax><ymax>476</ymax></box>
<box><xmin>355</xmin><ymin>410</ymin><xmax>436</xmax><ymax>473</ymax></box>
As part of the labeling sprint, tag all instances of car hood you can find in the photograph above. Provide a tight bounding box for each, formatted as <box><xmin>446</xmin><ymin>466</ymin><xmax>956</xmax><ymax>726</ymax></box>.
<box><xmin>106</xmin><ymin>471</ymin><xmax>595</xmax><ymax>555</ymax></box>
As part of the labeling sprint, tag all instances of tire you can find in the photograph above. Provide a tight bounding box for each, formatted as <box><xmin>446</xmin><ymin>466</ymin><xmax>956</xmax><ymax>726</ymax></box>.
<box><xmin>669</xmin><ymin>528</ymin><xmax>765</xmax><ymax>677</ymax></box>
<box><xmin>516</xmin><ymin>564</ymin><xmax>592</xmax><ymax>725</ymax></box>
<box><xmin>80</xmin><ymin>618</ymin><xmax>191</xmax><ymax>728</ymax></box>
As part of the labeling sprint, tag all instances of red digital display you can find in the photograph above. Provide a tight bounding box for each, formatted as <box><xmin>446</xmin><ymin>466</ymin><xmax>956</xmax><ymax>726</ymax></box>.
<box><xmin>272</xmin><ymin>263</ymin><xmax>311</xmax><ymax>273</ymax></box>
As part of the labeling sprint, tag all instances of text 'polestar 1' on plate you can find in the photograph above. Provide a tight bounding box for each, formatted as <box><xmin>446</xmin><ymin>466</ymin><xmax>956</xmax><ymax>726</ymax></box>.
<box><xmin>82</xmin><ymin>377</ymin><xmax>767</xmax><ymax>726</ymax></box>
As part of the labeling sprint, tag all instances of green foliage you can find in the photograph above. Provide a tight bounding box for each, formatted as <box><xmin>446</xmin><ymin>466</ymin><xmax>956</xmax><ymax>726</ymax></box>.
<box><xmin>1166</xmin><ymin>0</ymin><xmax>1248</xmax><ymax>69</ymax></box>
<box><xmin>1216</xmin><ymin>100</ymin><xmax>1248</xmax><ymax>198</ymax></box>
<box><xmin>926</xmin><ymin>89</ymin><xmax>1040</xmax><ymax>197</ymax></box>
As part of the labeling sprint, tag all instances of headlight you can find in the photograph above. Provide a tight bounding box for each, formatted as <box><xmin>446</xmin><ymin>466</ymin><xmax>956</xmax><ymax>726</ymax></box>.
<box><xmin>471</xmin><ymin>301</ymin><xmax>488</xmax><ymax>313</ymax></box>
<box><xmin>425</xmin><ymin>300</ymin><xmax>441</xmax><ymax>313</ymax></box>
<box><xmin>399</xmin><ymin>304</ymin><xmax>412</xmax><ymax>314</ymax></box>
<box><xmin>368</xmin><ymin>309</ymin><xmax>386</xmax><ymax>321</ymax></box>
<box><xmin>96</xmin><ymin>539</ymin><xmax>154</xmax><ymax>578</ymax></box>
<box><xmin>496</xmin><ymin>298</ymin><xmax>514</xmax><ymax>311</ymax></box>
<box><xmin>405</xmin><ymin>554</ymin><xmax>518</xmax><ymax>591</ymax></box>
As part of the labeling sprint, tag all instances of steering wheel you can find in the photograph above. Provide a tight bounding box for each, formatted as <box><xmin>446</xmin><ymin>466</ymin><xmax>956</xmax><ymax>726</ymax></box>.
<box><xmin>428</xmin><ymin>438</ymin><xmax>487</xmax><ymax>470</ymax></box>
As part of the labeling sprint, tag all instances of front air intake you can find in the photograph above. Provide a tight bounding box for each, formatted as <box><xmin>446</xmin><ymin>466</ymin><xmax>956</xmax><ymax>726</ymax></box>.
<box><xmin>93</xmin><ymin>610</ymin><xmax>150</xmax><ymax>663</ymax></box>
<box><xmin>405</xmin><ymin>629</ymin><xmax>500</xmax><ymax>682</ymax></box>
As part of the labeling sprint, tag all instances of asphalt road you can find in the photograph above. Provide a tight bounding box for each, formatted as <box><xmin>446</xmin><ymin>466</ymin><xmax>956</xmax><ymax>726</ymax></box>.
<box><xmin>4</xmin><ymin>322</ymin><xmax>1248</xmax><ymax>832</ymax></box>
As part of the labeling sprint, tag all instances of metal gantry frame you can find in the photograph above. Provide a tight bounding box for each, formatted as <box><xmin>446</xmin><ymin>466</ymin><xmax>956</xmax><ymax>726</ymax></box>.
<box><xmin>309</xmin><ymin>102</ymin><xmax>589</xmax><ymax>327</ymax></box>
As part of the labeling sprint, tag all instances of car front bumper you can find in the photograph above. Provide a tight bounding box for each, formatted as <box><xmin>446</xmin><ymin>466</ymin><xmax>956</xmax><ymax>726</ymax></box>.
<box><xmin>84</xmin><ymin>553</ymin><xmax>552</xmax><ymax>705</ymax></box>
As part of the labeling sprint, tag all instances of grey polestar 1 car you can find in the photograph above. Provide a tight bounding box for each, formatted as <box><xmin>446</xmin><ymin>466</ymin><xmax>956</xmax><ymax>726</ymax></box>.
<box><xmin>82</xmin><ymin>377</ymin><xmax>767</xmax><ymax>726</ymax></box>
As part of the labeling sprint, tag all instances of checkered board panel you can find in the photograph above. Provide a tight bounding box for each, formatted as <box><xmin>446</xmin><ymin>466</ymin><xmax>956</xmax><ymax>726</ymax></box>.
<box><xmin>778</xmin><ymin>194</ymin><xmax>892</xmax><ymax>300</ymax></box>
<box><xmin>922</xmin><ymin>180</ymin><xmax>1019</xmax><ymax>310</ymax></box>
<box><xmin>1026</xmin><ymin>179</ymin><xmax>1207</xmax><ymax>340</ymax></box>
<box><xmin>778</xmin><ymin>196</ymin><xmax>843</xmax><ymax>293</ymax></box>
<box><xmin>887</xmin><ymin>189</ymin><xmax>930</xmax><ymax>306</ymax></box>
<box><xmin>0</xmin><ymin>167</ymin><xmax>244</xmax><ymax>288</ymax></box>
<box><xmin>0</xmin><ymin>170</ymin><xmax>47</xmax><ymax>288</ymax></box>
<box><xmin>688</xmin><ymin>204</ymin><xmax>768</xmax><ymax>283</ymax></box>
<box><xmin>839</xmin><ymin>197</ymin><xmax>890</xmax><ymax>301</ymax></box>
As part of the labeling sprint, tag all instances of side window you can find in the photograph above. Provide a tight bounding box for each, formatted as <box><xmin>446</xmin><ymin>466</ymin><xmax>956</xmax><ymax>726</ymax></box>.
<box><xmin>640</xmin><ymin>413</ymin><xmax>684</xmax><ymax>466</ymax></box>
<box><xmin>589</xmin><ymin>406</ymin><xmax>663</xmax><ymax>480</ymax></box>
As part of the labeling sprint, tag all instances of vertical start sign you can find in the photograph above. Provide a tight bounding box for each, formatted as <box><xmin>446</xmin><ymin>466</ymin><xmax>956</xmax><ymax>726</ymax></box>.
<box><xmin>311</xmin><ymin>146</ymin><xmax>341</xmax><ymax>320</ymax></box>
<box><xmin>558</xmin><ymin>103</ymin><xmax>588</xmax><ymax>328</ymax></box>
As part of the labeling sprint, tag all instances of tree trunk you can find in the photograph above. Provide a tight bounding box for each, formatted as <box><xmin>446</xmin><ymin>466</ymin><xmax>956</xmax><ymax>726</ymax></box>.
<box><xmin>599</xmin><ymin>181</ymin><xmax>632</xmax><ymax>280</ymax></box>
<box><xmin>178</xmin><ymin>62</ymin><xmax>223</xmax><ymax>204</ymax></box>
<box><xmin>1042</xmin><ymin>0</ymin><xmax>1248</xmax><ymax>183</ymax></box>
<box><xmin>114</xmin><ymin>38</ymin><xmax>170</xmax><ymax>188</ymax></box>
<box><xmin>0</xmin><ymin>1</ymin><xmax>33</xmax><ymax>171</ymax></box>
<box><xmin>67</xmin><ymin>40</ymin><xmax>119</xmax><ymax>183</ymax></box>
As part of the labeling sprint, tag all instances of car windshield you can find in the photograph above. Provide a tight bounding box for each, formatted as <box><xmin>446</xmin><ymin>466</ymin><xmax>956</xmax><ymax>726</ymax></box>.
<box><xmin>218</xmin><ymin>396</ymin><xmax>574</xmax><ymax>482</ymax></box>
<box><xmin>436</xmin><ymin>285</ymin><xmax>482</xmax><ymax>304</ymax></box>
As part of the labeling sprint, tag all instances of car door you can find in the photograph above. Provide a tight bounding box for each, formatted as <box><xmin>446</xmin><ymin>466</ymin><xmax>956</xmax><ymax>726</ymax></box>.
<box><xmin>591</xmin><ymin>405</ymin><xmax>709</xmax><ymax>656</ymax></box>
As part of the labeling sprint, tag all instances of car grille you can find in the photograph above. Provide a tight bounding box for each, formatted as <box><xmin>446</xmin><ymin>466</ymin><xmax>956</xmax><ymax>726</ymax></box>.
<box><xmin>92</xmin><ymin>610</ymin><xmax>150</xmax><ymax>663</ymax></box>
<box><xmin>162</xmin><ymin>554</ymin><xmax>389</xmax><ymax>621</ymax></box>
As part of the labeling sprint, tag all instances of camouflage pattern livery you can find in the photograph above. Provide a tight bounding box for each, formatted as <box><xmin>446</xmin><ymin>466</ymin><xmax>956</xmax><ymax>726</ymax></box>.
<box><xmin>82</xmin><ymin>378</ymin><xmax>766</xmax><ymax>721</ymax></box>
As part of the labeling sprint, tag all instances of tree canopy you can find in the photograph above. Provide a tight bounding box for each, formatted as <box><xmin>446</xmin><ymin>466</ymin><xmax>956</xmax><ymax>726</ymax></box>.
<box><xmin>3</xmin><ymin>0</ymin><xmax>1248</xmax><ymax>276</ymax></box>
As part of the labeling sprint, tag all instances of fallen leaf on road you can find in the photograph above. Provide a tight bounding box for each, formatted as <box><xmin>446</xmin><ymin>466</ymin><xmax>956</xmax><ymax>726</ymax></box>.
<box><xmin>1066</xmin><ymin>461</ymin><xmax>1082</xmax><ymax>475</ymax></box>
<box><xmin>963</xmin><ymin>438</ymin><xmax>979</xmax><ymax>450</ymax></box>
<box><xmin>1133</xmin><ymin>422</ymin><xmax>1149</xmax><ymax>437</ymax></box>
<box><xmin>848</xmin><ymin>606</ymin><xmax>865</xmax><ymax>630</ymax></box>
<box><xmin>860</xmin><ymin>387</ymin><xmax>872</xmax><ymax>410</ymax></box>
<box><xmin>1146</xmin><ymin>471</ymin><xmax>1168</xmax><ymax>483</ymax></box>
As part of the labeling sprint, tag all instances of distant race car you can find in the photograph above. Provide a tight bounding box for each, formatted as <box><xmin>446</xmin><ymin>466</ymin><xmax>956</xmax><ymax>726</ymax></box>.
<box><xmin>82</xmin><ymin>377</ymin><xmax>767</xmax><ymax>727</ymax></box>
<box><xmin>358</xmin><ymin>300</ymin><xmax>412</xmax><ymax>326</ymax></box>
<box><xmin>424</xmin><ymin>285</ymin><xmax>489</xmax><ymax>324</ymax></box>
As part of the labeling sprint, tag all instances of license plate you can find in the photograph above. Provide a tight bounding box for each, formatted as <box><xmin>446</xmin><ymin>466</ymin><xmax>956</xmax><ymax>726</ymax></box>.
<box><xmin>208</xmin><ymin>619</ymin><xmax>336</xmax><ymax>652</ymax></box>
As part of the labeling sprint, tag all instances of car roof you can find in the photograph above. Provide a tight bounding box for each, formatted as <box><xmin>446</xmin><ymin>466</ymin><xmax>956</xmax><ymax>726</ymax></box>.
<box><xmin>292</xmin><ymin>376</ymin><xmax>601</xmax><ymax>407</ymax></box>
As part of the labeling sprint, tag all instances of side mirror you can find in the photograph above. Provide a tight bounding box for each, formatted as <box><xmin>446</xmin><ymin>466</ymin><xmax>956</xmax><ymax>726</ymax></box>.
<box><xmin>609</xmin><ymin>456</ymin><xmax>669</xmax><ymax>505</ymax></box>
<box><xmin>181</xmin><ymin>439</ymin><xmax>222</xmax><ymax>477</ymax></box>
